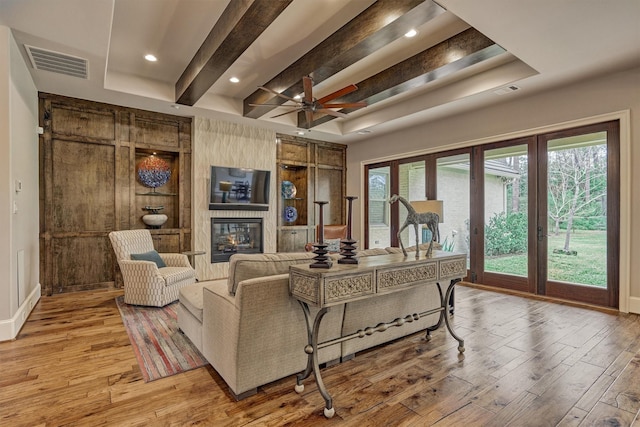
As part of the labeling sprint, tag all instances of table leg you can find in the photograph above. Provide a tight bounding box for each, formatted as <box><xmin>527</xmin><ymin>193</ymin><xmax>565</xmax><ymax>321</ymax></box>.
<box><xmin>443</xmin><ymin>279</ymin><xmax>464</xmax><ymax>352</ymax></box>
<box><xmin>425</xmin><ymin>279</ymin><xmax>464</xmax><ymax>352</ymax></box>
<box><xmin>294</xmin><ymin>301</ymin><xmax>335</xmax><ymax>418</ymax></box>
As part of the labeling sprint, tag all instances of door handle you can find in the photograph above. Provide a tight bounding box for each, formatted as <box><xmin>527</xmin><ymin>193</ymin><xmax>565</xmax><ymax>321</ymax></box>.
<box><xmin>537</xmin><ymin>226</ymin><xmax>544</xmax><ymax>241</ymax></box>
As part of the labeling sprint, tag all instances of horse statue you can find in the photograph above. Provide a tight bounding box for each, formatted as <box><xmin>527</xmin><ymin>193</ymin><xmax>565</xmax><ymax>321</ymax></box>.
<box><xmin>389</xmin><ymin>194</ymin><xmax>440</xmax><ymax>258</ymax></box>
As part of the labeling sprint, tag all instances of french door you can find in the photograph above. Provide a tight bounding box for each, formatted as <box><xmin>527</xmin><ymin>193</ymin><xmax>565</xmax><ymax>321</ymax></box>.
<box><xmin>364</xmin><ymin>120</ymin><xmax>619</xmax><ymax>308</ymax></box>
<box><xmin>474</xmin><ymin>121</ymin><xmax>619</xmax><ymax>308</ymax></box>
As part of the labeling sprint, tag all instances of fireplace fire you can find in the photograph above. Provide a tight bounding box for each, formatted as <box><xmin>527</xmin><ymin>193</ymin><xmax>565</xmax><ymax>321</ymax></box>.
<box><xmin>211</xmin><ymin>218</ymin><xmax>263</xmax><ymax>263</ymax></box>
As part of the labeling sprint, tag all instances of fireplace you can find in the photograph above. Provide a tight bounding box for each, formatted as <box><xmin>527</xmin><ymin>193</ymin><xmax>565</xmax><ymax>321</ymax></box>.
<box><xmin>211</xmin><ymin>217</ymin><xmax>263</xmax><ymax>263</ymax></box>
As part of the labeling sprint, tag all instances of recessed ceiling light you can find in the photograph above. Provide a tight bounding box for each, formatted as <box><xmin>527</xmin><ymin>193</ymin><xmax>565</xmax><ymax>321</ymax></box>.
<box><xmin>229</xmin><ymin>77</ymin><xmax>240</xmax><ymax>83</ymax></box>
<box><xmin>404</xmin><ymin>29</ymin><xmax>417</xmax><ymax>38</ymax></box>
<box><xmin>144</xmin><ymin>54</ymin><xmax>157</xmax><ymax>62</ymax></box>
<box><xmin>171</xmin><ymin>104</ymin><xmax>180</xmax><ymax>109</ymax></box>
<box><xmin>296</xmin><ymin>131</ymin><xmax>305</xmax><ymax>136</ymax></box>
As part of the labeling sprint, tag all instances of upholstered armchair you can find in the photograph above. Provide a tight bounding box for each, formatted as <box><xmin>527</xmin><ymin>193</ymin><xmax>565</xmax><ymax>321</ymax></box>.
<box><xmin>304</xmin><ymin>224</ymin><xmax>348</xmax><ymax>253</ymax></box>
<box><xmin>108</xmin><ymin>229</ymin><xmax>196</xmax><ymax>307</ymax></box>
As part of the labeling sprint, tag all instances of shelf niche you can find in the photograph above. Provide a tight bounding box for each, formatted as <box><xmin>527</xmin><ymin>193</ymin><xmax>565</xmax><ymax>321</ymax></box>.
<box><xmin>134</xmin><ymin>149</ymin><xmax>180</xmax><ymax>229</ymax></box>
<box><xmin>276</xmin><ymin>134</ymin><xmax>346</xmax><ymax>252</ymax></box>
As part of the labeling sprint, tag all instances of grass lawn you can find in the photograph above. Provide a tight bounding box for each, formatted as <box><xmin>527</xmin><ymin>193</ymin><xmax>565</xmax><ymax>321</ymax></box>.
<box><xmin>484</xmin><ymin>230</ymin><xmax>607</xmax><ymax>287</ymax></box>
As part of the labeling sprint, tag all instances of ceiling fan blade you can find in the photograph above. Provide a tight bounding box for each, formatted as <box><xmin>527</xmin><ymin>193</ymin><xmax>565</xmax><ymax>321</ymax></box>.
<box><xmin>258</xmin><ymin>86</ymin><xmax>297</xmax><ymax>102</ymax></box>
<box><xmin>270</xmin><ymin>109</ymin><xmax>302</xmax><ymax>119</ymax></box>
<box><xmin>317</xmin><ymin>84</ymin><xmax>358</xmax><ymax>104</ymax></box>
<box><xmin>305</xmin><ymin>110</ymin><xmax>314</xmax><ymax>125</ymax></box>
<box><xmin>303</xmin><ymin>76</ymin><xmax>314</xmax><ymax>103</ymax></box>
<box><xmin>321</xmin><ymin>102</ymin><xmax>367</xmax><ymax>109</ymax></box>
<box><xmin>249</xmin><ymin>103</ymin><xmax>301</xmax><ymax>107</ymax></box>
<box><xmin>317</xmin><ymin>109</ymin><xmax>349</xmax><ymax>118</ymax></box>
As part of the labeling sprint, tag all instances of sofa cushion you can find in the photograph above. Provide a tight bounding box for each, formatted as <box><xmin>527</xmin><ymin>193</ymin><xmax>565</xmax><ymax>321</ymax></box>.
<box><xmin>357</xmin><ymin>248</ymin><xmax>388</xmax><ymax>257</ymax></box>
<box><xmin>227</xmin><ymin>252</ymin><xmax>316</xmax><ymax>295</ymax></box>
<box><xmin>385</xmin><ymin>242</ymin><xmax>443</xmax><ymax>254</ymax></box>
<box><xmin>385</xmin><ymin>246</ymin><xmax>403</xmax><ymax>254</ymax></box>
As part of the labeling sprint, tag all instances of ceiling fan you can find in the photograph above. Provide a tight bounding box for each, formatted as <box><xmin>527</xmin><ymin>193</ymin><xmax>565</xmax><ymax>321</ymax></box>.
<box><xmin>250</xmin><ymin>76</ymin><xmax>367</xmax><ymax>127</ymax></box>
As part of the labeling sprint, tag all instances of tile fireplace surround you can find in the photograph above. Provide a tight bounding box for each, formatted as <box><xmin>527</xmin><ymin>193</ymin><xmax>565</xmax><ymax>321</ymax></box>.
<box><xmin>211</xmin><ymin>217</ymin><xmax>264</xmax><ymax>263</ymax></box>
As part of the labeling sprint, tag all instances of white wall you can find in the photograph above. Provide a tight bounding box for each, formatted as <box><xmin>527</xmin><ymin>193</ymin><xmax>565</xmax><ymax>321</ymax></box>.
<box><xmin>193</xmin><ymin>117</ymin><xmax>277</xmax><ymax>281</ymax></box>
<box><xmin>347</xmin><ymin>65</ymin><xmax>639</xmax><ymax>312</ymax></box>
<box><xmin>0</xmin><ymin>26</ymin><xmax>40</xmax><ymax>341</ymax></box>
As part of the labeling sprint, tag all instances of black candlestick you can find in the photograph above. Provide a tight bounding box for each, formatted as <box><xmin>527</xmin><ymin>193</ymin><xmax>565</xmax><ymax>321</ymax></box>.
<box><xmin>339</xmin><ymin>196</ymin><xmax>358</xmax><ymax>264</ymax></box>
<box><xmin>310</xmin><ymin>201</ymin><xmax>332</xmax><ymax>268</ymax></box>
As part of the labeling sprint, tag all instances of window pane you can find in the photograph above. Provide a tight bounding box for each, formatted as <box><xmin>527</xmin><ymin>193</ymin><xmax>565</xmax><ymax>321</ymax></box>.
<box><xmin>483</xmin><ymin>145</ymin><xmax>529</xmax><ymax>277</ymax></box>
<box><xmin>546</xmin><ymin>132</ymin><xmax>607</xmax><ymax>287</ymax></box>
<box><xmin>368</xmin><ymin>166</ymin><xmax>390</xmax><ymax>248</ymax></box>
<box><xmin>437</xmin><ymin>154</ymin><xmax>470</xmax><ymax>265</ymax></box>
<box><xmin>399</xmin><ymin>161</ymin><xmax>426</xmax><ymax>247</ymax></box>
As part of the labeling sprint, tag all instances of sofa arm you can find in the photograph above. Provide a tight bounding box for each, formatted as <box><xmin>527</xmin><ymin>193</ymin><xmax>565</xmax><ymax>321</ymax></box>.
<box><xmin>159</xmin><ymin>253</ymin><xmax>192</xmax><ymax>268</ymax></box>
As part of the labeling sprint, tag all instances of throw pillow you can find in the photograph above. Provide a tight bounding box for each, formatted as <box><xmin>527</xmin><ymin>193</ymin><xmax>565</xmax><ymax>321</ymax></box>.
<box><xmin>325</xmin><ymin>238</ymin><xmax>341</xmax><ymax>253</ymax></box>
<box><xmin>131</xmin><ymin>250</ymin><xmax>166</xmax><ymax>268</ymax></box>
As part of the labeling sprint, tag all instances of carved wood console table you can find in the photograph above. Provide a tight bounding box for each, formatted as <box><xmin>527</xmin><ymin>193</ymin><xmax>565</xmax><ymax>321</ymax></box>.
<box><xmin>289</xmin><ymin>251</ymin><xmax>467</xmax><ymax>418</ymax></box>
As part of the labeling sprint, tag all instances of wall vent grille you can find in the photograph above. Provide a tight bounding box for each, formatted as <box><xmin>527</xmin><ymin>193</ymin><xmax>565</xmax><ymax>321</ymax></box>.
<box><xmin>493</xmin><ymin>85</ymin><xmax>520</xmax><ymax>96</ymax></box>
<box><xmin>25</xmin><ymin>45</ymin><xmax>88</xmax><ymax>79</ymax></box>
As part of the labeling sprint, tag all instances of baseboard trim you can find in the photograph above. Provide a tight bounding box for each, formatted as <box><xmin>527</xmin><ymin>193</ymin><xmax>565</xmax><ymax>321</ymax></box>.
<box><xmin>0</xmin><ymin>284</ymin><xmax>41</xmax><ymax>342</ymax></box>
<box><xmin>628</xmin><ymin>296</ymin><xmax>640</xmax><ymax>315</ymax></box>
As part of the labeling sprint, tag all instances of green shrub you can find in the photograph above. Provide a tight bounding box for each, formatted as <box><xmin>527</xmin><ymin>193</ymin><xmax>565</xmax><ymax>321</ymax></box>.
<box><xmin>570</xmin><ymin>216</ymin><xmax>606</xmax><ymax>231</ymax></box>
<box><xmin>485</xmin><ymin>211</ymin><xmax>527</xmax><ymax>256</ymax></box>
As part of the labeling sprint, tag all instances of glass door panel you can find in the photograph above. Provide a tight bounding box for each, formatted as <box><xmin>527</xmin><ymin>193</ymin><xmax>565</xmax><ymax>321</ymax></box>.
<box><xmin>398</xmin><ymin>161</ymin><xmax>426</xmax><ymax>247</ymax></box>
<box><xmin>367</xmin><ymin>165</ymin><xmax>391</xmax><ymax>248</ymax></box>
<box><xmin>546</xmin><ymin>132</ymin><xmax>608</xmax><ymax>287</ymax></box>
<box><xmin>436</xmin><ymin>154</ymin><xmax>470</xmax><ymax>262</ymax></box>
<box><xmin>483</xmin><ymin>144</ymin><xmax>530</xmax><ymax>280</ymax></box>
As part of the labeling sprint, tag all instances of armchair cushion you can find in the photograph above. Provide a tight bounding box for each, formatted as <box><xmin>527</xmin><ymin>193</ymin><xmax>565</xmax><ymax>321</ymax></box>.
<box><xmin>160</xmin><ymin>267</ymin><xmax>198</xmax><ymax>286</ymax></box>
<box><xmin>131</xmin><ymin>250</ymin><xmax>166</xmax><ymax>268</ymax></box>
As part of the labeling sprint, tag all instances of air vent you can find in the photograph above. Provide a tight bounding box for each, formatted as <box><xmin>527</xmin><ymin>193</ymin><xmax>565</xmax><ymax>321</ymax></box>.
<box><xmin>493</xmin><ymin>85</ymin><xmax>520</xmax><ymax>96</ymax></box>
<box><xmin>25</xmin><ymin>45</ymin><xmax>88</xmax><ymax>79</ymax></box>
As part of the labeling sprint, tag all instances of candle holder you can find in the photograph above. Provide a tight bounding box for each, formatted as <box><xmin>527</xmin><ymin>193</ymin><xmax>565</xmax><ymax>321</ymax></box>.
<box><xmin>310</xmin><ymin>201</ymin><xmax>332</xmax><ymax>269</ymax></box>
<box><xmin>339</xmin><ymin>196</ymin><xmax>358</xmax><ymax>264</ymax></box>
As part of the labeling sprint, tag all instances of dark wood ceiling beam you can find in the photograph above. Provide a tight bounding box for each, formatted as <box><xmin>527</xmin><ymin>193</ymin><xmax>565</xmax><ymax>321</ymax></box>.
<box><xmin>175</xmin><ymin>0</ymin><xmax>293</xmax><ymax>106</ymax></box>
<box><xmin>301</xmin><ymin>27</ymin><xmax>505</xmax><ymax>128</ymax></box>
<box><xmin>243</xmin><ymin>0</ymin><xmax>445</xmax><ymax>119</ymax></box>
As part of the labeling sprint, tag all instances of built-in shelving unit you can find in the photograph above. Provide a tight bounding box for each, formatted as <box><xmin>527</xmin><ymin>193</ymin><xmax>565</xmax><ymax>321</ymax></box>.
<box><xmin>276</xmin><ymin>134</ymin><xmax>346</xmax><ymax>252</ymax></box>
<box><xmin>39</xmin><ymin>93</ymin><xmax>192</xmax><ymax>294</ymax></box>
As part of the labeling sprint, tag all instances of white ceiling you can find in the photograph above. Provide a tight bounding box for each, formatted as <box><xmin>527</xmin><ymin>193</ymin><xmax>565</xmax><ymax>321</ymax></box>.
<box><xmin>1</xmin><ymin>0</ymin><xmax>639</xmax><ymax>143</ymax></box>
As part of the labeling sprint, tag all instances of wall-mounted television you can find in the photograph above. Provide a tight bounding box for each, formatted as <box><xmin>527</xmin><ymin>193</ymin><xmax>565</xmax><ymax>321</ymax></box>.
<box><xmin>209</xmin><ymin>166</ymin><xmax>271</xmax><ymax>211</ymax></box>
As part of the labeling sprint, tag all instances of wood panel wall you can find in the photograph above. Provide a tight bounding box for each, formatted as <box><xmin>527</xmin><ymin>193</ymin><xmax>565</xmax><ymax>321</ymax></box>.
<box><xmin>39</xmin><ymin>93</ymin><xmax>192</xmax><ymax>295</ymax></box>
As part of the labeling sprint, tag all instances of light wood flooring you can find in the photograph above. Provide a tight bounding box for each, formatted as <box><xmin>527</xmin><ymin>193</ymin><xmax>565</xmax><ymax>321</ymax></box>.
<box><xmin>1</xmin><ymin>284</ymin><xmax>639</xmax><ymax>426</ymax></box>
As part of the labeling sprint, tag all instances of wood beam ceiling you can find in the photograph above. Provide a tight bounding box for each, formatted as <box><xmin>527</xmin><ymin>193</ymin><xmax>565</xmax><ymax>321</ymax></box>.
<box><xmin>174</xmin><ymin>0</ymin><xmax>506</xmax><ymax>131</ymax></box>
<box><xmin>243</xmin><ymin>0</ymin><xmax>444</xmax><ymax>119</ymax></box>
<box><xmin>175</xmin><ymin>0</ymin><xmax>293</xmax><ymax>106</ymax></box>
<box><xmin>300</xmin><ymin>27</ymin><xmax>505</xmax><ymax>128</ymax></box>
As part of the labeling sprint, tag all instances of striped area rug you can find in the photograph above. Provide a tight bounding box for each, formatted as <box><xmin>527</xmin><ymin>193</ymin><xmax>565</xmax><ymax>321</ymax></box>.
<box><xmin>115</xmin><ymin>296</ymin><xmax>207</xmax><ymax>382</ymax></box>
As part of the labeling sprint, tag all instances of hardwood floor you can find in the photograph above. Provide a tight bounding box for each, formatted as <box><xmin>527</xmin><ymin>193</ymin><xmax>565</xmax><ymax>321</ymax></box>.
<box><xmin>1</xmin><ymin>285</ymin><xmax>639</xmax><ymax>426</ymax></box>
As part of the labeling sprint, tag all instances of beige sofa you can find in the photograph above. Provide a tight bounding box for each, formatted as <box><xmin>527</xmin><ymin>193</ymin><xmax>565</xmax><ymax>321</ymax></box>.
<box><xmin>178</xmin><ymin>245</ymin><xmax>444</xmax><ymax>399</ymax></box>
